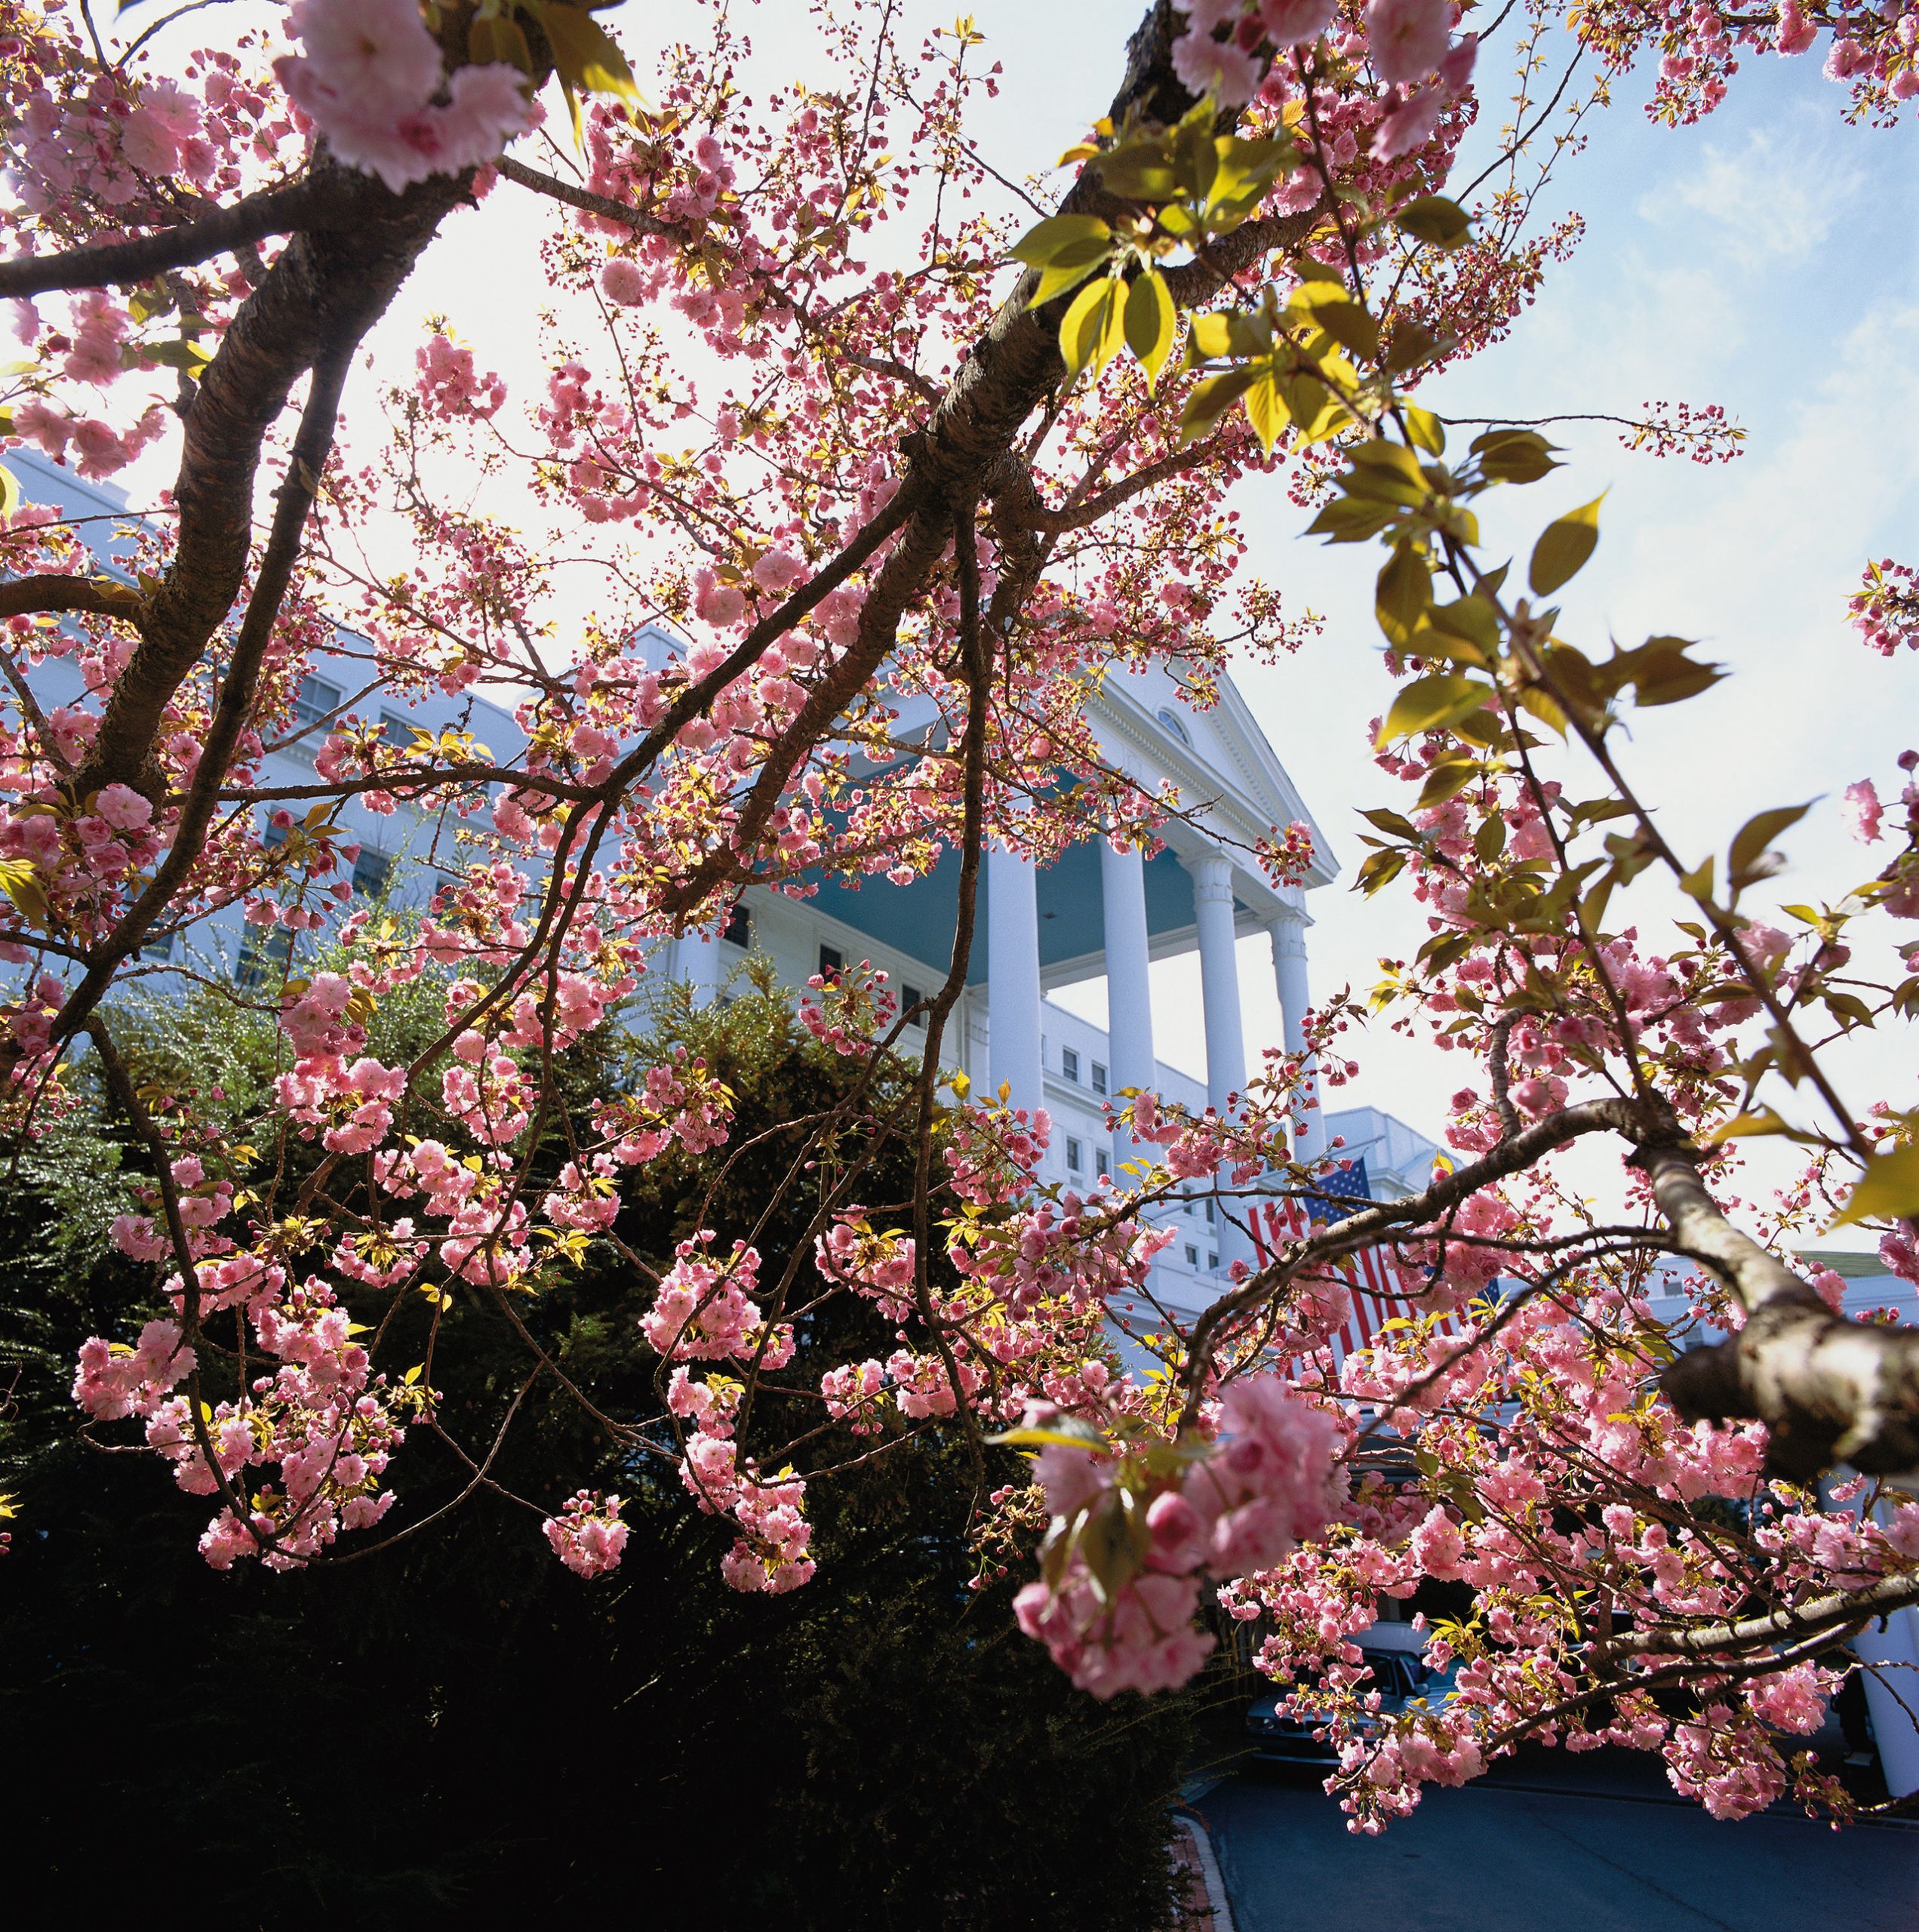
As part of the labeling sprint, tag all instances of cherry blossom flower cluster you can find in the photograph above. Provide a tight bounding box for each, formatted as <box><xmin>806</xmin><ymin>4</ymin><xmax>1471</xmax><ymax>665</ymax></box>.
<box><xmin>1849</xmin><ymin>555</ymin><xmax>1919</xmax><ymax>655</ymax></box>
<box><xmin>1170</xmin><ymin>0</ymin><xmax>1478</xmax><ymax>162</ymax></box>
<box><xmin>272</xmin><ymin>0</ymin><xmax>532</xmax><ymax>194</ymax></box>
<box><xmin>1012</xmin><ymin>1380</ymin><xmax>1345</xmax><ymax>1699</ymax></box>
<box><xmin>1576</xmin><ymin>0</ymin><xmax>1919</xmax><ymax>124</ymax></box>
<box><xmin>544</xmin><ymin>1489</ymin><xmax>629</xmax><ymax>1579</ymax></box>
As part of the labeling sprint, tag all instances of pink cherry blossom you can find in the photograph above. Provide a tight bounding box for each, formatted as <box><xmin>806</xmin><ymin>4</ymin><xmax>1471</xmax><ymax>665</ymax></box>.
<box><xmin>1842</xmin><ymin>777</ymin><xmax>1884</xmax><ymax>842</ymax></box>
<box><xmin>1365</xmin><ymin>0</ymin><xmax>1454</xmax><ymax>84</ymax></box>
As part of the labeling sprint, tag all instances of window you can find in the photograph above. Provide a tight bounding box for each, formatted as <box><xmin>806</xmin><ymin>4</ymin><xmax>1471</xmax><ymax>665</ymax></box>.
<box><xmin>1155</xmin><ymin>706</ymin><xmax>1192</xmax><ymax>746</ymax></box>
<box><xmin>1183</xmin><ymin>1195</ymin><xmax>1196</xmax><ymax>1217</ymax></box>
<box><xmin>380</xmin><ymin>708</ymin><xmax>416</xmax><ymax>747</ymax></box>
<box><xmin>1094</xmin><ymin>1149</ymin><xmax>1109</xmax><ymax>1181</ymax></box>
<box><xmin>1060</xmin><ymin>1046</ymin><xmax>1080</xmax><ymax>1083</ymax></box>
<box><xmin>1066</xmin><ymin>1137</ymin><xmax>1083</xmax><ymax>1172</ymax></box>
<box><xmin>1208</xmin><ymin>1253</ymin><xmax>1218</xmax><ymax>1272</ymax></box>
<box><xmin>140</xmin><ymin>929</ymin><xmax>174</xmax><ymax>961</ymax></box>
<box><xmin>237</xmin><ymin>924</ymin><xmax>296</xmax><ymax>990</ymax></box>
<box><xmin>818</xmin><ymin>944</ymin><xmax>844</xmax><ymax>983</ymax></box>
<box><xmin>292</xmin><ymin>675</ymin><xmax>341</xmax><ymax>733</ymax></box>
<box><xmin>722</xmin><ymin>900</ymin><xmax>752</xmax><ymax>947</ymax></box>
<box><xmin>1205</xmin><ymin>1198</ymin><xmax>1216</xmax><ymax>1226</ymax></box>
<box><xmin>353</xmin><ymin>847</ymin><xmax>394</xmax><ymax>900</ymax></box>
<box><xmin>900</xmin><ymin>983</ymin><xmax>924</xmax><ymax>1026</ymax></box>
<box><xmin>1185</xmin><ymin>1244</ymin><xmax>1199</xmax><ymax>1268</ymax></box>
<box><xmin>1091</xmin><ymin>1060</ymin><xmax>1107</xmax><ymax>1095</ymax></box>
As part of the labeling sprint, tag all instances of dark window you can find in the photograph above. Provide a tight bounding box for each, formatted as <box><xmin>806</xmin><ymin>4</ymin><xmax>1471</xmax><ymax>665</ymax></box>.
<box><xmin>237</xmin><ymin>925</ymin><xmax>297</xmax><ymax>990</ymax></box>
<box><xmin>292</xmin><ymin>675</ymin><xmax>341</xmax><ymax>733</ymax></box>
<box><xmin>1060</xmin><ymin>1046</ymin><xmax>1080</xmax><ymax>1083</ymax></box>
<box><xmin>380</xmin><ymin>708</ymin><xmax>415</xmax><ymax>747</ymax></box>
<box><xmin>818</xmin><ymin>944</ymin><xmax>844</xmax><ymax>983</ymax></box>
<box><xmin>1205</xmin><ymin>1198</ymin><xmax>1216</xmax><ymax>1226</ymax></box>
<box><xmin>900</xmin><ymin>983</ymin><xmax>924</xmax><ymax>1025</ymax></box>
<box><xmin>1208</xmin><ymin>1252</ymin><xmax>1218</xmax><ymax>1272</ymax></box>
<box><xmin>140</xmin><ymin>929</ymin><xmax>174</xmax><ymax>961</ymax></box>
<box><xmin>353</xmin><ymin>847</ymin><xmax>394</xmax><ymax>899</ymax></box>
<box><xmin>1095</xmin><ymin>1149</ymin><xmax>1109</xmax><ymax>1180</ymax></box>
<box><xmin>1066</xmin><ymin>1136</ymin><xmax>1083</xmax><ymax>1172</ymax></box>
<box><xmin>1183</xmin><ymin>1196</ymin><xmax>1195</xmax><ymax>1217</ymax></box>
<box><xmin>1185</xmin><ymin>1244</ymin><xmax>1199</xmax><ymax>1268</ymax></box>
<box><xmin>722</xmin><ymin>900</ymin><xmax>752</xmax><ymax>947</ymax></box>
<box><xmin>285</xmin><ymin>676</ymin><xmax>341</xmax><ymax>763</ymax></box>
<box><xmin>1091</xmin><ymin>1060</ymin><xmax>1108</xmax><ymax>1095</ymax></box>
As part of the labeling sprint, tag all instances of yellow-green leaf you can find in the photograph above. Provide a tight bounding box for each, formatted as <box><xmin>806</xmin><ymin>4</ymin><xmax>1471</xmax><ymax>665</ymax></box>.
<box><xmin>1179</xmin><ymin>364</ymin><xmax>1257</xmax><ymax>445</ymax></box>
<box><xmin>1243</xmin><ymin>370</ymin><xmax>1287</xmax><ymax>452</ymax></box>
<box><xmin>1831</xmin><ymin>1143</ymin><xmax>1919</xmax><ymax>1229</ymax></box>
<box><xmin>1375</xmin><ymin>541</ymin><xmax>1432</xmax><ymax>646</ymax></box>
<box><xmin>1376</xmin><ymin>672</ymin><xmax>1494</xmax><ymax>746</ymax></box>
<box><xmin>1728</xmin><ymin>801</ymin><xmax>1811</xmax><ymax>885</ymax></box>
<box><xmin>1123</xmin><ymin>268</ymin><xmax>1176</xmax><ymax>392</ymax></box>
<box><xmin>0</xmin><ymin>461</ymin><xmax>17</xmax><ymax>518</ymax></box>
<box><xmin>0</xmin><ymin>856</ymin><xmax>48</xmax><ymax>928</ymax></box>
<box><xmin>1058</xmin><ymin>275</ymin><xmax>1126</xmax><ymax>383</ymax></box>
<box><xmin>1529</xmin><ymin>496</ymin><xmax>1604</xmax><ymax>597</ymax></box>
<box><xmin>1010</xmin><ymin>213</ymin><xmax>1112</xmax><ymax>265</ymax></box>
<box><xmin>536</xmin><ymin>2</ymin><xmax>639</xmax><ymax>101</ymax></box>
<box><xmin>1705</xmin><ymin>1108</ymin><xmax>1792</xmax><ymax>1145</ymax></box>
<box><xmin>1395</xmin><ymin>195</ymin><xmax>1472</xmax><ymax>250</ymax></box>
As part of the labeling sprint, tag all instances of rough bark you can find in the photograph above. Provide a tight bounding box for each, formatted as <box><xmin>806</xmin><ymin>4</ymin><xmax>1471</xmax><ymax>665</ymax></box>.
<box><xmin>1647</xmin><ymin>1140</ymin><xmax>1919</xmax><ymax>1478</ymax></box>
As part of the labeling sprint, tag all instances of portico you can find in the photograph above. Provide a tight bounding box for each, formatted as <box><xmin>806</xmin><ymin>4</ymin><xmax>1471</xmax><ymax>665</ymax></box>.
<box><xmin>680</xmin><ymin>655</ymin><xmax>1336</xmax><ymax>1307</ymax></box>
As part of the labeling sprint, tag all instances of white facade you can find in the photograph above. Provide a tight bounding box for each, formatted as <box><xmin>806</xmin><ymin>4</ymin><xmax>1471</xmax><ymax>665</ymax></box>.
<box><xmin>14</xmin><ymin>451</ymin><xmax>1342</xmax><ymax>1323</ymax></box>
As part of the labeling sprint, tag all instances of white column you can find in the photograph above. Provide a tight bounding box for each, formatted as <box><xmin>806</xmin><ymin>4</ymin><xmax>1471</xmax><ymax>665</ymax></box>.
<box><xmin>1189</xmin><ymin>851</ymin><xmax>1251</xmax><ymax>1275</ymax></box>
<box><xmin>1099</xmin><ymin>837</ymin><xmax>1156</xmax><ymax>1173</ymax></box>
<box><xmin>1187</xmin><ymin>853</ymin><xmax>1246</xmax><ymax>1115</ymax></box>
<box><xmin>988</xmin><ymin>841</ymin><xmax>1044</xmax><ymax>1118</ymax></box>
<box><xmin>676</xmin><ymin>926</ymin><xmax>722</xmax><ymax>1006</ymax></box>
<box><xmin>1270</xmin><ymin>909</ymin><xmax>1324</xmax><ymax>1163</ymax></box>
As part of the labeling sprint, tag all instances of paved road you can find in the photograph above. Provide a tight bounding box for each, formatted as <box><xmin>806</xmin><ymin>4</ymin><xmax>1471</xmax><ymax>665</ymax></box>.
<box><xmin>1198</xmin><ymin>1756</ymin><xmax>1919</xmax><ymax>1932</ymax></box>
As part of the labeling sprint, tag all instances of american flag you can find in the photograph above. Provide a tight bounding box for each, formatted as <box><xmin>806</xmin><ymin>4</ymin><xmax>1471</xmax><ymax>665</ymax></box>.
<box><xmin>1250</xmin><ymin>1177</ymin><xmax>1458</xmax><ymax>1380</ymax></box>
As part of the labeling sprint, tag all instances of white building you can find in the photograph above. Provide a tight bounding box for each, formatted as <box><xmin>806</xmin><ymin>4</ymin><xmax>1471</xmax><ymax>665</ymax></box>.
<box><xmin>14</xmin><ymin>449</ymin><xmax>1355</xmax><ymax>1324</ymax></box>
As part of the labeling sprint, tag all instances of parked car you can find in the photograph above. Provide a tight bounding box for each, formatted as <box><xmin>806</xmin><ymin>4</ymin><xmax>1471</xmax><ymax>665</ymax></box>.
<box><xmin>1244</xmin><ymin>1642</ymin><xmax>1458</xmax><ymax>1766</ymax></box>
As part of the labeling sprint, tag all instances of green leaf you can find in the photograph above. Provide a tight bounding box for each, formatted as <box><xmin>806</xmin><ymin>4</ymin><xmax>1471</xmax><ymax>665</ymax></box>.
<box><xmin>1375</xmin><ymin>541</ymin><xmax>1432</xmax><ymax>646</ymax></box>
<box><xmin>1010</xmin><ymin>213</ymin><xmax>1112</xmax><ymax>265</ymax></box>
<box><xmin>1831</xmin><ymin>1141</ymin><xmax>1919</xmax><ymax>1229</ymax></box>
<box><xmin>534</xmin><ymin>2</ymin><xmax>639</xmax><ymax>103</ymax></box>
<box><xmin>1616</xmin><ymin>634</ymin><xmax>1726</xmax><ymax>708</ymax></box>
<box><xmin>1058</xmin><ymin>275</ymin><xmax>1126</xmax><ymax>382</ymax></box>
<box><xmin>1123</xmin><ymin>269</ymin><xmax>1176</xmax><ymax>392</ymax></box>
<box><xmin>988</xmin><ymin>1420</ymin><xmax>1106</xmax><ymax>1452</ymax></box>
<box><xmin>1382</xmin><ymin>319</ymin><xmax>1441</xmax><ymax>374</ymax></box>
<box><xmin>1376</xmin><ymin>672</ymin><xmax>1493</xmax><ymax>746</ymax></box>
<box><xmin>1244</xmin><ymin>370</ymin><xmax>1290</xmax><ymax>452</ymax></box>
<box><xmin>1096</xmin><ymin>143</ymin><xmax>1181</xmax><ymax>202</ymax></box>
<box><xmin>1395</xmin><ymin>195</ymin><xmax>1472</xmax><ymax>250</ymax></box>
<box><xmin>1425</xmin><ymin>594</ymin><xmax>1499</xmax><ymax>659</ymax></box>
<box><xmin>0</xmin><ymin>857</ymin><xmax>48</xmax><ymax>928</ymax></box>
<box><xmin>1357</xmin><ymin>806</ymin><xmax>1420</xmax><ymax>839</ymax></box>
<box><xmin>1310</xmin><ymin>299</ymin><xmax>1379</xmax><ymax>361</ymax></box>
<box><xmin>1471</xmin><ymin>428</ymin><xmax>1561</xmax><ymax>485</ymax></box>
<box><xmin>1179</xmin><ymin>364</ymin><xmax>1257</xmax><ymax>445</ymax></box>
<box><xmin>1728</xmin><ymin>801</ymin><xmax>1812</xmax><ymax>884</ymax></box>
<box><xmin>1404</xmin><ymin>405</ymin><xmax>1446</xmax><ymax>456</ymax></box>
<box><xmin>1416</xmin><ymin>758</ymin><xmax>1481</xmax><ymax>810</ymax></box>
<box><xmin>1528</xmin><ymin>495</ymin><xmax>1604</xmax><ymax>597</ymax></box>
<box><xmin>1029</xmin><ymin>236</ymin><xmax>1118</xmax><ymax>306</ymax></box>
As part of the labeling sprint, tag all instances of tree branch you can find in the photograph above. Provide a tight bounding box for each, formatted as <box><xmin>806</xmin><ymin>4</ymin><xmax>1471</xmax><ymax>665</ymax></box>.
<box><xmin>0</xmin><ymin>180</ymin><xmax>332</xmax><ymax>300</ymax></box>
<box><xmin>1647</xmin><ymin>1138</ymin><xmax>1919</xmax><ymax>1477</ymax></box>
